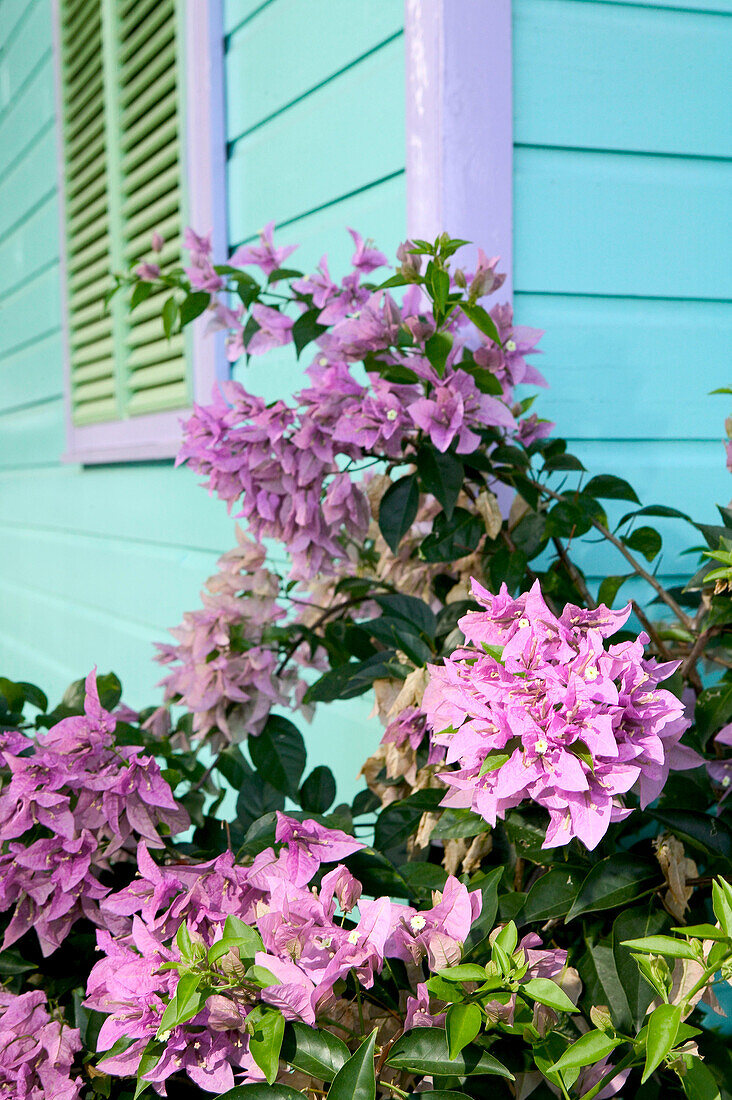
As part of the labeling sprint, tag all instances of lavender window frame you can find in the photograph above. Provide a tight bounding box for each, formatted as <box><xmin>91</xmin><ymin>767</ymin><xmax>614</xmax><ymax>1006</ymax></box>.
<box><xmin>404</xmin><ymin>0</ymin><xmax>514</xmax><ymax>298</ymax></box>
<box><xmin>52</xmin><ymin>0</ymin><xmax>228</xmax><ymax>465</ymax></box>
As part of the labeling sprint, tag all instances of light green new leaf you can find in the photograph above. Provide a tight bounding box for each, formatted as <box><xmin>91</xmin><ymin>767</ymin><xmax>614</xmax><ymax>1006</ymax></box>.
<box><xmin>446</xmin><ymin>1002</ymin><xmax>483</xmax><ymax>1060</ymax></box>
<box><xmin>642</xmin><ymin>1002</ymin><xmax>682</xmax><ymax>1084</ymax></box>
<box><xmin>520</xmin><ymin>978</ymin><xmax>578</xmax><ymax>1014</ymax></box>
<box><xmin>549</xmin><ymin>1030</ymin><xmax>623</xmax><ymax>1074</ymax></box>
<box><xmin>248</xmin><ymin>1007</ymin><xmax>285</xmax><ymax>1085</ymax></box>
<box><xmin>620</xmin><ymin>935</ymin><xmax>699</xmax><ymax>961</ymax></box>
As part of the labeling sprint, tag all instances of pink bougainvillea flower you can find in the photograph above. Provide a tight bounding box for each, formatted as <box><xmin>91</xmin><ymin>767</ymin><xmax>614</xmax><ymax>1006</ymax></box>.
<box><xmin>229</xmin><ymin>220</ymin><xmax>298</xmax><ymax>276</ymax></box>
<box><xmin>348</xmin><ymin>227</ymin><xmax>388</xmax><ymax>273</ymax></box>
<box><xmin>274</xmin><ymin>812</ymin><xmax>365</xmax><ymax>886</ymax></box>
<box><xmin>422</xmin><ymin>580</ymin><xmax>700</xmax><ymax>850</ymax></box>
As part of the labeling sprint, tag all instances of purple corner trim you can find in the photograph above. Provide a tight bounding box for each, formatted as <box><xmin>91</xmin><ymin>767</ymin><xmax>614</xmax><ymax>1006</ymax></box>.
<box><xmin>404</xmin><ymin>0</ymin><xmax>514</xmax><ymax>298</ymax></box>
<box><xmin>54</xmin><ymin>0</ymin><xmax>228</xmax><ymax>466</ymax></box>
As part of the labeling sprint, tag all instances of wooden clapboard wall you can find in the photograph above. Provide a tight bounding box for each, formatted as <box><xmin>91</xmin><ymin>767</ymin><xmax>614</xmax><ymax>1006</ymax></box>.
<box><xmin>511</xmin><ymin>0</ymin><xmax>732</xmax><ymax>587</ymax></box>
<box><xmin>0</xmin><ymin>0</ymin><xmax>404</xmax><ymax>793</ymax></box>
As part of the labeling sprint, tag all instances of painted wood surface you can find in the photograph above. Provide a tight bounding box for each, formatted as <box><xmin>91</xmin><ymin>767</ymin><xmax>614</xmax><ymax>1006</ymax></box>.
<box><xmin>511</xmin><ymin>0</ymin><xmax>732</xmax><ymax>560</ymax></box>
<box><xmin>0</xmin><ymin>0</ymin><xmax>404</xmax><ymax>797</ymax></box>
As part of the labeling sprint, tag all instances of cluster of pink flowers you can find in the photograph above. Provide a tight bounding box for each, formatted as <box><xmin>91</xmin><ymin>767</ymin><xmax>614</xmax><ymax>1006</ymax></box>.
<box><xmin>156</xmin><ymin>530</ymin><xmax>311</xmax><ymax>747</ymax></box>
<box><xmin>86</xmin><ymin>811</ymin><xmax>487</xmax><ymax>1094</ymax></box>
<box><xmin>422</xmin><ymin>580</ymin><xmax>700</xmax><ymax>850</ymax></box>
<box><xmin>0</xmin><ymin>672</ymin><xmax>188</xmax><ymax>955</ymax></box>
<box><xmin>177</xmin><ymin>225</ymin><xmax>544</xmax><ymax>581</ymax></box>
<box><xmin>0</xmin><ymin>990</ymin><xmax>82</xmax><ymax>1099</ymax></box>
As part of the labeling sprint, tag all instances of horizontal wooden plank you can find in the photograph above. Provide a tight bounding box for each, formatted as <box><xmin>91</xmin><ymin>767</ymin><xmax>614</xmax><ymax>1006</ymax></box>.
<box><xmin>0</xmin><ymin>463</ymin><xmax>238</xmax><ymax>551</ymax></box>
<box><xmin>226</xmin><ymin>0</ymin><xmax>401</xmax><ymax>141</ymax></box>
<box><xmin>0</xmin><ymin>0</ymin><xmax>51</xmax><ymax>113</ymax></box>
<box><xmin>0</xmin><ymin>52</ymin><xmax>54</xmax><ymax>172</ymax></box>
<box><xmin>0</xmin><ymin>396</ymin><xmax>64</xmax><ymax>468</ymax></box>
<box><xmin>223</xmin><ymin>0</ymin><xmax>268</xmax><ymax>36</ymax></box>
<box><xmin>0</xmin><ymin>331</ymin><xmax>64</xmax><ymax>413</ymax></box>
<box><xmin>231</xmin><ymin>172</ymin><xmax>406</xmax><ymax>401</ymax></box>
<box><xmin>574</xmin><ymin>0</ymin><xmax>732</xmax><ymax>13</ymax></box>
<box><xmin>514</xmin><ymin>0</ymin><xmax>732</xmax><ymax>157</ymax></box>
<box><xmin>227</xmin><ymin>36</ymin><xmax>404</xmax><ymax>244</ymax></box>
<box><xmin>514</xmin><ymin>292</ymin><xmax>732</xmax><ymax>439</ymax></box>
<box><xmin>0</xmin><ymin>194</ymin><xmax>59</xmax><ymax>295</ymax></box>
<box><xmin>0</xmin><ymin>125</ymin><xmax>58</xmax><ymax>240</ymax></box>
<box><xmin>0</xmin><ymin>264</ymin><xmax>61</xmax><ymax>354</ymax></box>
<box><xmin>514</xmin><ymin>146</ymin><xmax>732</xmax><ymax>298</ymax></box>
<box><xmin>0</xmin><ymin>0</ymin><xmax>36</xmax><ymax>54</ymax></box>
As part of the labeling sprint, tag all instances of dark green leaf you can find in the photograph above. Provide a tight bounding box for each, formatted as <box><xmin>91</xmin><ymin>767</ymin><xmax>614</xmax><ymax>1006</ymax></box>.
<box><xmin>162</xmin><ymin>294</ymin><xmax>178</xmax><ymax>338</ymax></box>
<box><xmin>431</xmin><ymin>809</ymin><xmax>487</xmax><ymax>840</ymax></box>
<box><xmin>249</xmin><ymin>716</ymin><xmax>306</xmax><ymax>799</ymax></box>
<box><xmin>130</xmin><ymin>280</ymin><xmax>154</xmax><ymax>309</ymax></box>
<box><xmin>577</xmin><ymin>938</ymin><xmax>632</xmax><ymax>1033</ymax></box>
<box><xmin>620</xmin><ymin>934</ymin><xmax>699</xmax><ymax>961</ymax></box>
<box><xmin>597</xmin><ymin>574</ymin><xmax>632</xmax><ymax>608</ymax></box>
<box><xmin>236</xmin><ymin>776</ymin><xmax>284</xmax><ymax>830</ymax></box>
<box><xmin>364</xmin><ymin>617</ymin><xmax>433</xmax><ymax>666</ymax></box>
<box><xmin>429</xmin><ymin>267</ymin><xmax>450</xmax><ymax>313</ymax></box>
<box><xmin>280</xmin><ymin>1021</ymin><xmax>348</xmax><ymax>1082</ymax></box>
<box><xmin>462</xmin><ymin>866</ymin><xmax>504</xmax><ymax>957</ymax></box>
<box><xmin>585</xmin><ymin>475</ymin><xmax>640</xmax><ymax>504</ymax></box>
<box><xmin>267</xmin><ymin>267</ymin><xmax>303</xmax><ymax>283</ymax></box>
<box><xmin>344</xmin><ymin>848</ymin><xmax>408</xmax><ymax>897</ymax></box>
<box><xmin>374</xmin><ymin>789</ymin><xmax>444</xmax><ymax>853</ymax></box>
<box><xmin>18</xmin><ymin>681</ymin><xmax>48</xmax><ymax>712</ymax></box>
<box><xmin>0</xmin><ymin>949</ymin><xmax>35</xmax><ymax>975</ymax></box>
<box><xmin>180</xmin><ymin>291</ymin><xmax>211</xmax><ymax>326</ymax></box>
<box><xmin>386</xmin><ymin>1027</ymin><xmax>512</xmax><ymax>1078</ymax></box>
<box><xmin>567</xmin><ymin>856</ymin><xmax>659</xmax><ymax>920</ymax></box>
<box><xmin>298</xmin><ymin>766</ymin><xmax>336</xmax><ymax>814</ymax></box>
<box><xmin>695</xmin><ymin>684</ymin><xmax>732</xmax><ymax>745</ymax></box>
<box><xmin>681</xmin><ymin>1058</ymin><xmax>722</xmax><ymax>1100</ymax></box>
<box><xmin>543</xmin><ymin>453</ymin><xmax>586</xmax><ymax>473</ymax></box>
<box><xmin>446</xmin><ymin>1002</ymin><xmax>482</xmax><ymax>1060</ymax></box>
<box><xmin>379</xmin><ymin>474</ymin><xmax>420</xmax><ymax>553</ymax></box>
<box><xmin>292</xmin><ymin>308</ymin><xmax>327</xmax><ymax>357</ymax></box>
<box><xmin>373</xmin><ymin>594</ymin><xmax>437</xmax><ymax>638</ymax></box>
<box><xmin>642</xmin><ymin>1002</ymin><xmax>681</xmax><ymax>1083</ymax></box>
<box><xmin>215</xmin><ymin>1085</ymin><xmax>305</xmax><ymax>1099</ymax></box>
<box><xmin>328</xmin><ymin>1029</ymin><xmax>376</xmax><ymax>1100</ymax></box>
<box><xmin>546</xmin><ymin>494</ymin><xmax>606</xmax><ymax>539</ymax></box>
<box><xmin>649</xmin><ymin>809</ymin><xmax>732</xmax><ymax>869</ymax></box>
<box><xmin>420</xmin><ymin>507</ymin><xmax>483</xmax><ymax>562</ymax></box>
<box><xmin>304</xmin><ymin>652</ymin><xmax>408</xmax><ymax>705</ymax></box>
<box><xmin>623</xmin><ymin>525</ymin><xmax>662</xmax><ymax>562</ymax></box>
<box><xmin>613</xmin><ymin>906</ymin><xmax>670</xmax><ymax>1028</ymax></box>
<box><xmin>417</xmin><ymin>446</ymin><xmax>464</xmax><ymax>520</ymax></box>
<box><xmin>619</xmin><ymin>504</ymin><xmax>692</xmax><ymax>527</ymax></box>
<box><xmin>522</xmin><ymin>867</ymin><xmax>584</xmax><ymax>923</ymax></box>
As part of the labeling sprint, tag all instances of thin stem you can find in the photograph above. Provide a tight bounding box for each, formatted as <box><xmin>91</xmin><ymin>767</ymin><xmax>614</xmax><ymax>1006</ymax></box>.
<box><xmin>681</xmin><ymin>627</ymin><xmax>716</xmax><ymax>681</ymax></box>
<box><xmin>552</xmin><ymin>537</ymin><xmax>596</xmax><ymax>608</ymax></box>
<box><xmin>352</xmin><ymin>968</ymin><xmax>366</xmax><ymax>1036</ymax></box>
<box><xmin>530</xmin><ymin>478</ymin><xmax>694</xmax><ymax>630</ymax></box>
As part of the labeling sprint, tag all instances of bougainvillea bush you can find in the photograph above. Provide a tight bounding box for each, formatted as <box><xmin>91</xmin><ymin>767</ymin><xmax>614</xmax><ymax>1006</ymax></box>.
<box><xmin>2</xmin><ymin>228</ymin><xmax>732</xmax><ymax>1100</ymax></box>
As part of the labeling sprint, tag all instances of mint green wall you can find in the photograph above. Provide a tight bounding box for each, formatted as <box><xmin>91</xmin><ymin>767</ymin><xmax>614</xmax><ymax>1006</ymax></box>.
<box><xmin>512</xmin><ymin>0</ymin><xmax>732</xmax><ymax>585</ymax></box>
<box><xmin>0</xmin><ymin>0</ymin><xmax>403</xmax><ymax>798</ymax></box>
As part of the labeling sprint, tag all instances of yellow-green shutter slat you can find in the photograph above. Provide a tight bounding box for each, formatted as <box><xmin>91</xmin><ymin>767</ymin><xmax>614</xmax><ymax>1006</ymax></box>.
<box><xmin>68</xmin><ymin>191</ymin><xmax>108</xmax><ymax>237</ymax></box>
<box><xmin>123</xmin><ymin>138</ymin><xmax>178</xmax><ymax>198</ymax></box>
<box><xmin>126</xmin><ymin>338</ymin><xmax>184</xmax><ymax>371</ymax></box>
<box><xmin>125</xmin><ymin>315</ymin><xmax>183</xmax><ymax>349</ymax></box>
<box><xmin>122</xmin><ymin>66</ymin><xmax>177</xmax><ymax>133</ymax></box>
<box><xmin>68</xmin><ymin>235</ymin><xmax>110</xmax><ymax>280</ymax></box>
<box><xmin>119</xmin><ymin>15</ymin><xmax>176</xmax><ymax>91</ymax></box>
<box><xmin>124</xmin><ymin>188</ymin><xmax>180</xmax><ymax>243</ymax></box>
<box><xmin>122</xmin><ymin>161</ymin><xmax>178</xmax><ymax>219</ymax></box>
<box><xmin>63</xmin><ymin>0</ymin><xmax>97</xmax><ymax>29</ymax></box>
<box><xmin>68</xmin><ymin>172</ymin><xmax>107</xmax><ymax>220</ymax></box>
<box><xmin>70</xmin><ymin>315</ymin><xmax>114</xmax><ymax>349</ymax></box>
<box><xmin>72</xmin><ymin>336</ymin><xmax>115</xmax><ymax>368</ymax></box>
<box><xmin>119</xmin><ymin>0</ymin><xmax>161</xmax><ymax>36</ymax></box>
<box><xmin>127</xmin><ymin>361</ymin><xmax>186</xmax><ymax>391</ymax></box>
<box><xmin>71</xmin><ymin>210</ymin><xmax>110</xmax><ymax>254</ymax></box>
<box><xmin>123</xmin><ymin>212</ymin><xmax>180</xmax><ymax>262</ymax></box>
<box><xmin>121</xmin><ymin>88</ymin><xmax>177</xmax><ymax>154</ymax></box>
<box><xmin>127</xmin><ymin>381</ymin><xmax>187</xmax><ymax>416</ymax></box>
<box><xmin>122</xmin><ymin>114</ymin><xmax>177</xmax><ymax>176</ymax></box>
<box><xmin>119</xmin><ymin>0</ymin><xmax>172</xmax><ymax>65</ymax></box>
<box><xmin>73</xmin><ymin>398</ymin><xmax>119</xmax><ymax>425</ymax></box>
<box><xmin>64</xmin><ymin>57</ymin><xmax>103</xmax><ymax>115</ymax></box>
<box><xmin>120</xmin><ymin>37</ymin><xmax>176</xmax><ymax>111</ymax></box>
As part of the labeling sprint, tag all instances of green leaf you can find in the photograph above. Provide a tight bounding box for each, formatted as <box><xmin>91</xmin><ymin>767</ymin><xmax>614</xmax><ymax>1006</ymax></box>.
<box><xmin>0</xmin><ymin>949</ymin><xmax>36</xmax><ymax>975</ymax></box>
<box><xmin>385</xmin><ymin>1027</ymin><xmax>512</xmax><ymax>1078</ymax></box>
<box><xmin>379</xmin><ymin>473</ymin><xmax>419</xmax><ymax>553</ymax></box>
<box><xmin>613</xmin><ymin>906</ymin><xmax>670</xmax><ymax>1028</ymax></box>
<box><xmin>623</xmin><ymin>525</ymin><xmax>662</xmax><ymax>562</ymax></box>
<box><xmin>522</xmin><ymin>867</ymin><xmax>585</xmax><ymax>923</ymax></box>
<box><xmin>18</xmin><ymin>681</ymin><xmax>48</xmax><ymax>712</ymax></box>
<box><xmin>298</xmin><ymin>766</ymin><xmax>336</xmax><ymax>814</ymax></box>
<box><xmin>162</xmin><ymin>294</ymin><xmax>178</xmax><ymax>338</ymax></box>
<box><xmin>577</xmin><ymin>937</ymin><xmax>632</xmax><ymax>1033</ymax></box>
<box><xmin>712</xmin><ymin>878</ymin><xmax>732</xmax><ymax>936</ymax></box>
<box><xmin>642</xmin><ymin>1002</ymin><xmax>681</xmax><ymax>1083</ymax></box>
<box><xmin>424</xmin><ymin>331</ymin><xmax>453</xmax><ymax>378</ymax></box>
<box><xmin>620</xmin><ymin>935</ymin><xmax>699</xmax><ymax>961</ymax></box>
<box><xmin>543</xmin><ymin>452</ymin><xmax>586</xmax><ymax>472</ymax></box>
<box><xmin>546</xmin><ymin>494</ymin><xmax>606</xmax><ymax>539</ymax></box>
<box><xmin>446</xmin><ymin>1002</ymin><xmax>483</xmax><ymax>1060</ymax></box>
<box><xmin>373</xmin><ymin>594</ymin><xmax>437</xmax><ymax>638</ymax></box>
<box><xmin>279</xmin><ymin>1021</ymin><xmax>349</xmax><ymax>1082</ymax></box>
<box><xmin>292</xmin><ymin>308</ymin><xmax>327</xmax><ymax>357</ymax></box>
<box><xmin>304</xmin><ymin>651</ymin><xmax>408</xmax><ymax>705</ymax></box>
<box><xmin>180</xmin><ymin>290</ymin><xmax>211</xmax><ymax>326</ymax></box>
<box><xmin>649</xmin><ymin>810</ymin><xmax>732</xmax><ymax>869</ymax></box>
<box><xmin>134</xmin><ymin>1039</ymin><xmax>166</xmax><ymax>1098</ymax></box>
<box><xmin>461</xmin><ymin>302</ymin><xmax>502</xmax><ymax>346</ymax></box>
<box><xmin>130</xmin><ymin>280</ymin><xmax>154</xmax><ymax>309</ymax></box>
<box><xmin>249</xmin><ymin>715</ymin><xmax>306</xmax><ymax>799</ymax></box>
<box><xmin>374</xmin><ymin>789</ymin><xmax>445</xmax><ymax>853</ymax></box>
<box><xmin>437</xmin><ymin>964</ymin><xmax>490</xmax><ymax>982</ymax></box>
<box><xmin>672</xmin><ymin>923</ymin><xmax>728</xmax><ymax>942</ymax></box>
<box><xmin>585</xmin><ymin>474</ymin><xmax>641</xmax><ymax>504</ymax></box>
<box><xmin>597</xmin><ymin>574</ymin><xmax>632</xmax><ymax>608</ymax></box>
<box><xmin>248</xmin><ymin>1007</ymin><xmax>285</xmax><ymax>1085</ymax></box>
<box><xmin>267</xmin><ymin>267</ymin><xmax>303</xmax><ymax>283</ymax></box>
<box><xmin>215</xmin><ymin>1085</ymin><xmax>305</xmax><ymax>1099</ymax></box>
<box><xmin>681</xmin><ymin>1058</ymin><xmax>722</xmax><ymax>1100</ymax></box>
<box><xmin>417</xmin><ymin>446</ymin><xmax>464</xmax><ymax>520</ymax></box>
<box><xmin>420</xmin><ymin>507</ymin><xmax>483</xmax><ymax>562</ymax></box>
<box><xmin>695</xmin><ymin>683</ymin><xmax>732</xmax><ymax>745</ymax></box>
<box><xmin>567</xmin><ymin>855</ymin><xmax>659</xmax><ymax>920</ymax></box>
<box><xmin>431</xmin><ymin>808</ymin><xmax>487</xmax><ymax>840</ymax></box>
<box><xmin>548</xmin><ymin>1030</ymin><xmax>624</xmax><ymax>1073</ymax></box>
<box><xmin>429</xmin><ymin>267</ymin><xmax>450</xmax><ymax>313</ymax></box>
<box><xmin>156</xmin><ymin>972</ymin><xmax>202</xmax><ymax>1036</ymax></box>
<box><xmin>327</xmin><ymin>1029</ymin><xmax>376</xmax><ymax>1100</ymax></box>
<box><xmin>520</xmin><ymin>978</ymin><xmax>578</xmax><ymax>1013</ymax></box>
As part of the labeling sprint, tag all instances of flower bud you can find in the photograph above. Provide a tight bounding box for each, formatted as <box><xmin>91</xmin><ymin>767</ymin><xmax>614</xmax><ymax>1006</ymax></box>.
<box><xmin>590</xmin><ymin>1004</ymin><xmax>613</xmax><ymax>1031</ymax></box>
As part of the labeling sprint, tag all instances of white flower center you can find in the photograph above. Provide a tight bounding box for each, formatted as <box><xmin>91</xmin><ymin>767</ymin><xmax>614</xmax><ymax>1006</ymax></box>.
<box><xmin>585</xmin><ymin>667</ymin><xmax>599</xmax><ymax>680</ymax></box>
<box><xmin>535</xmin><ymin>738</ymin><xmax>549</xmax><ymax>756</ymax></box>
<box><xmin>319</xmin><ymin>356</ymin><xmax>328</xmax><ymax>366</ymax></box>
<box><xmin>386</xmin><ymin>409</ymin><xmax>398</xmax><ymax>421</ymax></box>
<box><xmin>347</xmin><ymin>930</ymin><xmax>361</xmax><ymax>945</ymax></box>
<box><xmin>518</xmin><ymin>617</ymin><xmax>530</xmax><ymax>629</ymax></box>
<box><xmin>506</xmin><ymin>339</ymin><xmax>517</xmax><ymax>352</ymax></box>
<box><xmin>410</xmin><ymin>915</ymin><xmax>427</xmax><ymax>932</ymax></box>
<box><xmin>723</xmin><ymin>776</ymin><xmax>731</xmax><ymax>789</ymax></box>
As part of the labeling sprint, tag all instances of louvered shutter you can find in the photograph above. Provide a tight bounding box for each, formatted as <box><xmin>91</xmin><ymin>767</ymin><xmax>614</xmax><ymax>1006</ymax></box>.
<box><xmin>58</xmin><ymin>0</ymin><xmax>190</xmax><ymax>428</ymax></box>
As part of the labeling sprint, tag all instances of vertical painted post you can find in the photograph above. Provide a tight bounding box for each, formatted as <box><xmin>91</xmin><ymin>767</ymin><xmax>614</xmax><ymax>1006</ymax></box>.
<box><xmin>404</xmin><ymin>0</ymin><xmax>514</xmax><ymax>298</ymax></box>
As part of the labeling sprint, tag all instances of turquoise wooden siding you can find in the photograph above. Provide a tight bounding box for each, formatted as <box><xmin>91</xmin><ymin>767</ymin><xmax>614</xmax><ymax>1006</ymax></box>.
<box><xmin>0</xmin><ymin>0</ymin><xmax>403</xmax><ymax>797</ymax></box>
<box><xmin>512</xmin><ymin>0</ymin><xmax>732</xmax><ymax>585</ymax></box>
